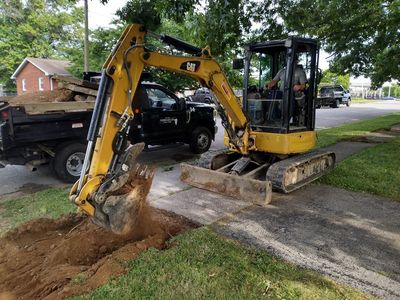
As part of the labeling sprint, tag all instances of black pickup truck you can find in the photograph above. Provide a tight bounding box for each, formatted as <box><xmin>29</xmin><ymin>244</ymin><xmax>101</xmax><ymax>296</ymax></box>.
<box><xmin>130</xmin><ymin>82</ymin><xmax>217</xmax><ymax>152</ymax></box>
<box><xmin>0</xmin><ymin>82</ymin><xmax>217</xmax><ymax>183</ymax></box>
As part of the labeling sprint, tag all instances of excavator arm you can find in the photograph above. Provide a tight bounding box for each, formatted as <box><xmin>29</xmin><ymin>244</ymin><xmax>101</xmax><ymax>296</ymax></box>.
<box><xmin>70</xmin><ymin>24</ymin><xmax>252</xmax><ymax>233</ymax></box>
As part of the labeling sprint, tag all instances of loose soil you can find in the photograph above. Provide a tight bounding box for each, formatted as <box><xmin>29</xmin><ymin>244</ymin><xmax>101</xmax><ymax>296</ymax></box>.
<box><xmin>0</xmin><ymin>207</ymin><xmax>197</xmax><ymax>300</ymax></box>
<box><xmin>7</xmin><ymin>89</ymin><xmax>74</xmax><ymax>105</ymax></box>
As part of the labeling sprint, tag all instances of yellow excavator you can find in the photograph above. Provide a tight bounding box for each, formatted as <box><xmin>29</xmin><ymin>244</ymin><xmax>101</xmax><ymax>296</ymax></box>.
<box><xmin>70</xmin><ymin>24</ymin><xmax>335</xmax><ymax>233</ymax></box>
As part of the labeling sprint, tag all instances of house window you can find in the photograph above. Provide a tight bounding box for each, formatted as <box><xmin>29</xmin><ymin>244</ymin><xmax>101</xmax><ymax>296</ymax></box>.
<box><xmin>38</xmin><ymin>77</ymin><xmax>44</xmax><ymax>91</ymax></box>
<box><xmin>22</xmin><ymin>79</ymin><xmax>27</xmax><ymax>91</ymax></box>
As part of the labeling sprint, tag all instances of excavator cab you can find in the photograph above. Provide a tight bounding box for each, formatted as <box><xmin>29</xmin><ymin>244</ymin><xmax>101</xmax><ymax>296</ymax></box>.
<box><xmin>240</xmin><ymin>38</ymin><xmax>318</xmax><ymax>135</ymax></box>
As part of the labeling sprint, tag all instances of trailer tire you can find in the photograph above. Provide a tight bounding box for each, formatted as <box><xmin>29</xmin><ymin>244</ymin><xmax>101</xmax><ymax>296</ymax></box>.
<box><xmin>189</xmin><ymin>126</ymin><xmax>212</xmax><ymax>154</ymax></box>
<box><xmin>53</xmin><ymin>142</ymin><xmax>86</xmax><ymax>183</ymax></box>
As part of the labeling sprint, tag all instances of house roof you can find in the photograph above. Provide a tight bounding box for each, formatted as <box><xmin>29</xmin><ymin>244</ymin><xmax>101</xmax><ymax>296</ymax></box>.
<box><xmin>11</xmin><ymin>57</ymin><xmax>71</xmax><ymax>79</ymax></box>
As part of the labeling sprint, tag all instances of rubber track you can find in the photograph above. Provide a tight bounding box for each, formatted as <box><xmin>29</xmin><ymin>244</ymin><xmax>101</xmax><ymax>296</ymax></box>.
<box><xmin>266</xmin><ymin>150</ymin><xmax>335</xmax><ymax>193</ymax></box>
<box><xmin>198</xmin><ymin>148</ymin><xmax>232</xmax><ymax>169</ymax></box>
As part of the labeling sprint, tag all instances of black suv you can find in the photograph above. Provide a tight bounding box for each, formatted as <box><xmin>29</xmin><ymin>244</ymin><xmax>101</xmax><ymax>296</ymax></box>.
<box><xmin>130</xmin><ymin>82</ymin><xmax>217</xmax><ymax>153</ymax></box>
<box><xmin>316</xmin><ymin>85</ymin><xmax>351</xmax><ymax>108</ymax></box>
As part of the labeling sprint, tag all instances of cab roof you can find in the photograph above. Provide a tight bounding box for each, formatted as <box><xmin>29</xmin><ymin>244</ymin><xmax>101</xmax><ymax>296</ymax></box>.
<box><xmin>249</xmin><ymin>37</ymin><xmax>318</xmax><ymax>54</ymax></box>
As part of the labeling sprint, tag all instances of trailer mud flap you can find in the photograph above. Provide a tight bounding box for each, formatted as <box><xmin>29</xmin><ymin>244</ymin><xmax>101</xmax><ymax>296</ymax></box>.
<box><xmin>180</xmin><ymin>163</ymin><xmax>272</xmax><ymax>205</ymax></box>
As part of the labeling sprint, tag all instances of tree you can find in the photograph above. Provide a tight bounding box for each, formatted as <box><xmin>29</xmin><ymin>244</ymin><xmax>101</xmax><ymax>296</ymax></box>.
<box><xmin>320</xmin><ymin>70</ymin><xmax>350</xmax><ymax>90</ymax></box>
<box><xmin>110</xmin><ymin>0</ymin><xmax>259</xmax><ymax>90</ymax></box>
<box><xmin>115</xmin><ymin>0</ymin><xmax>161</xmax><ymax>31</ymax></box>
<box><xmin>100</xmin><ymin>0</ymin><xmax>399</xmax><ymax>89</ymax></box>
<box><xmin>279</xmin><ymin>0</ymin><xmax>400</xmax><ymax>87</ymax></box>
<box><xmin>115</xmin><ymin>0</ymin><xmax>201</xmax><ymax>31</ymax></box>
<box><xmin>64</xmin><ymin>26</ymin><xmax>123</xmax><ymax>77</ymax></box>
<box><xmin>0</xmin><ymin>0</ymin><xmax>83</xmax><ymax>90</ymax></box>
<box><xmin>382</xmin><ymin>84</ymin><xmax>400</xmax><ymax>97</ymax></box>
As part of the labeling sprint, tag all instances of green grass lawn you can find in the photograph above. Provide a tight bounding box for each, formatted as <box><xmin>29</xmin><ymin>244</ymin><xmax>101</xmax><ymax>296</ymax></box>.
<box><xmin>319</xmin><ymin>137</ymin><xmax>400</xmax><ymax>201</ymax></box>
<box><xmin>71</xmin><ymin>227</ymin><xmax>369</xmax><ymax>300</ymax></box>
<box><xmin>351</xmin><ymin>97</ymin><xmax>378</xmax><ymax>104</ymax></box>
<box><xmin>316</xmin><ymin>113</ymin><xmax>400</xmax><ymax>147</ymax></box>
<box><xmin>0</xmin><ymin>187</ymin><xmax>74</xmax><ymax>235</ymax></box>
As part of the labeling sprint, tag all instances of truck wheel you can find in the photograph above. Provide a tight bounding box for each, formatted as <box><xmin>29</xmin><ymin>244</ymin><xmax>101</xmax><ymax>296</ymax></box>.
<box><xmin>53</xmin><ymin>142</ymin><xmax>86</xmax><ymax>183</ymax></box>
<box><xmin>346</xmin><ymin>98</ymin><xmax>351</xmax><ymax>107</ymax></box>
<box><xmin>331</xmin><ymin>99</ymin><xmax>340</xmax><ymax>108</ymax></box>
<box><xmin>189</xmin><ymin>127</ymin><xmax>212</xmax><ymax>154</ymax></box>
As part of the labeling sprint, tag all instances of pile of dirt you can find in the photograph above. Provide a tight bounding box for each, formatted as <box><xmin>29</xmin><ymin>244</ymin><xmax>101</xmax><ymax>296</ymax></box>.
<box><xmin>0</xmin><ymin>208</ymin><xmax>197</xmax><ymax>299</ymax></box>
<box><xmin>7</xmin><ymin>89</ymin><xmax>74</xmax><ymax>105</ymax></box>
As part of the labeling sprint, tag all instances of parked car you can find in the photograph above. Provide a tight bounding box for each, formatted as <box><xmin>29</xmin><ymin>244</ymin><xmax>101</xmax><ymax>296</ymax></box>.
<box><xmin>189</xmin><ymin>87</ymin><xmax>215</xmax><ymax>104</ymax></box>
<box><xmin>316</xmin><ymin>85</ymin><xmax>351</xmax><ymax>108</ymax></box>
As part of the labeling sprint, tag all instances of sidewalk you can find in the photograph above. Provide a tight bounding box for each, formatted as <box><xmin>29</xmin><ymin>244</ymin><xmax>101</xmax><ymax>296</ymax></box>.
<box><xmin>148</xmin><ymin>129</ymin><xmax>400</xmax><ymax>299</ymax></box>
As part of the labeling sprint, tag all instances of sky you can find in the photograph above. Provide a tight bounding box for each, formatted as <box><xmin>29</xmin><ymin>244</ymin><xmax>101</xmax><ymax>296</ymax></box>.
<box><xmin>77</xmin><ymin>0</ymin><xmax>128</xmax><ymax>29</ymax></box>
<box><xmin>79</xmin><ymin>0</ymin><xmax>331</xmax><ymax>70</ymax></box>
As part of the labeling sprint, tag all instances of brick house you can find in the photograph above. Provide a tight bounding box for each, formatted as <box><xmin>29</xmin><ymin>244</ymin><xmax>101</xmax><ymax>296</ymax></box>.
<box><xmin>11</xmin><ymin>58</ymin><xmax>71</xmax><ymax>95</ymax></box>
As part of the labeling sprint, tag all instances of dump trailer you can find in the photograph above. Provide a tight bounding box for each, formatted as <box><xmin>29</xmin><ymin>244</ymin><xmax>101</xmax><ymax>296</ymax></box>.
<box><xmin>0</xmin><ymin>99</ymin><xmax>94</xmax><ymax>182</ymax></box>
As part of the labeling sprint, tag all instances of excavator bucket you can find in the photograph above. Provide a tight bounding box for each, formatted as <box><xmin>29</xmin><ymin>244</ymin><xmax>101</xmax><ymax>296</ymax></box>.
<box><xmin>180</xmin><ymin>163</ymin><xmax>272</xmax><ymax>205</ymax></box>
<box><xmin>90</xmin><ymin>143</ymin><xmax>155</xmax><ymax>234</ymax></box>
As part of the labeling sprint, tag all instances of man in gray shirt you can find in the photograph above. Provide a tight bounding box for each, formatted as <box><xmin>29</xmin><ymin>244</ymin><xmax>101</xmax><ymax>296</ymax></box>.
<box><xmin>264</xmin><ymin>56</ymin><xmax>307</xmax><ymax>123</ymax></box>
<box><xmin>266</xmin><ymin>59</ymin><xmax>307</xmax><ymax>92</ymax></box>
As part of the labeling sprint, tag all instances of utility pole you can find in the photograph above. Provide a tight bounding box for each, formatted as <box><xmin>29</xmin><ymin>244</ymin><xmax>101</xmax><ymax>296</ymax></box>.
<box><xmin>84</xmin><ymin>0</ymin><xmax>89</xmax><ymax>73</ymax></box>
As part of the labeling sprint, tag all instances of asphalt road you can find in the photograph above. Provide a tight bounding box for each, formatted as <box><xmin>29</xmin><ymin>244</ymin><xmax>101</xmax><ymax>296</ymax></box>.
<box><xmin>315</xmin><ymin>100</ymin><xmax>400</xmax><ymax>129</ymax></box>
<box><xmin>0</xmin><ymin>101</ymin><xmax>399</xmax><ymax>196</ymax></box>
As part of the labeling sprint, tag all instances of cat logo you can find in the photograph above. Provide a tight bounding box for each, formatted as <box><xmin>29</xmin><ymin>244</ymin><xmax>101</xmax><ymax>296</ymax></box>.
<box><xmin>187</xmin><ymin>62</ymin><xmax>196</xmax><ymax>72</ymax></box>
<box><xmin>180</xmin><ymin>61</ymin><xmax>200</xmax><ymax>72</ymax></box>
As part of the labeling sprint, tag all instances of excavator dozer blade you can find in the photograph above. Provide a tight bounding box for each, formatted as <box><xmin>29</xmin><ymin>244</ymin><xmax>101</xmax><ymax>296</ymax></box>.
<box><xmin>91</xmin><ymin>143</ymin><xmax>155</xmax><ymax>234</ymax></box>
<box><xmin>180</xmin><ymin>163</ymin><xmax>272</xmax><ymax>205</ymax></box>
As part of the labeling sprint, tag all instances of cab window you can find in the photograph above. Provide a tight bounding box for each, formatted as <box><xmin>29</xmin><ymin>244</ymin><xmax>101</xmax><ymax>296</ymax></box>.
<box><xmin>145</xmin><ymin>88</ymin><xmax>178</xmax><ymax>110</ymax></box>
<box><xmin>246</xmin><ymin>52</ymin><xmax>283</xmax><ymax>129</ymax></box>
